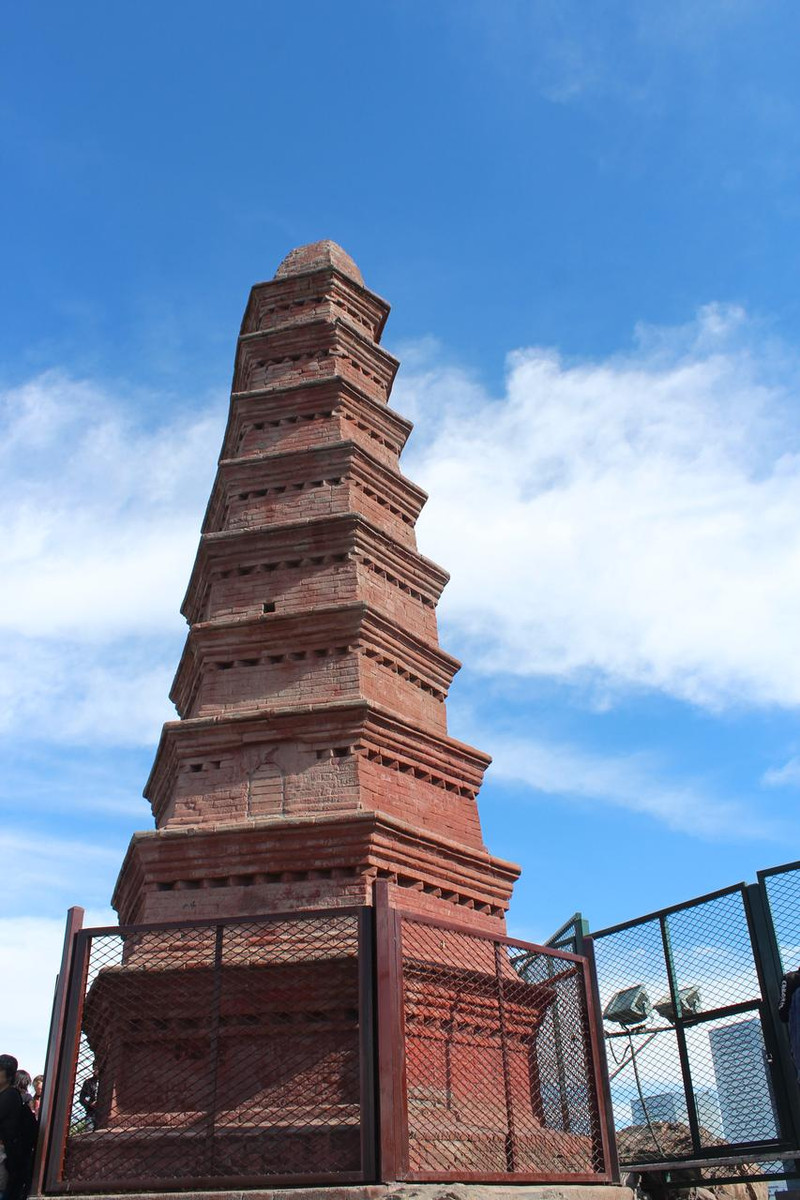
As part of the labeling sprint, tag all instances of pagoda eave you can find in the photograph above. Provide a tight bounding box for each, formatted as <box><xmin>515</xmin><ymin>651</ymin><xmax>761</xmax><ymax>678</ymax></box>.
<box><xmin>233</xmin><ymin>316</ymin><xmax>399</xmax><ymax>397</ymax></box>
<box><xmin>112</xmin><ymin>806</ymin><xmax>520</xmax><ymax>928</ymax></box>
<box><xmin>220</xmin><ymin>374</ymin><xmax>413</xmax><ymax>462</ymax></box>
<box><xmin>241</xmin><ymin>264</ymin><xmax>391</xmax><ymax>342</ymax></box>
<box><xmin>180</xmin><ymin>511</ymin><xmax>449</xmax><ymax>625</ymax></box>
<box><xmin>202</xmin><ymin>439</ymin><xmax>428</xmax><ymax>537</ymax></box>
<box><xmin>169</xmin><ymin>600</ymin><xmax>462</xmax><ymax>719</ymax></box>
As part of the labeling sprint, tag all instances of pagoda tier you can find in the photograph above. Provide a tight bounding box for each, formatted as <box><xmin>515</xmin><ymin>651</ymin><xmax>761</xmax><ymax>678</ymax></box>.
<box><xmin>113</xmin><ymin>241</ymin><xmax>519</xmax><ymax>929</ymax></box>
<box><xmin>181</xmin><ymin>513</ymin><xmax>447</xmax><ymax>643</ymax></box>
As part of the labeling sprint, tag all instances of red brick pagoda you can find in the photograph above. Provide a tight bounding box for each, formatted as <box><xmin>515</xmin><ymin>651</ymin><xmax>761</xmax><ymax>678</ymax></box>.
<box><xmin>113</xmin><ymin>241</ymin><xmax>519</xmax><ymax>931</ymax></box>
<box><xmin>43</xmin><ymin>245</ymin><xmax>611</xmax><ymax>1196</ymax></box>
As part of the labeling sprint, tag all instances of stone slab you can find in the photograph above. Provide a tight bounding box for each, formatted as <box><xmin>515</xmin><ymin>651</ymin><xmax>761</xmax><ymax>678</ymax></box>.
<box><xmin>384</xmin><ymin>1186</ymin><xmax>634</xmax><ymax>1200</ymax></box>
<box><xmin>38</xmin><ymin>1184</ymin><xmax>634</xmax><ymax>1200</ymax></box>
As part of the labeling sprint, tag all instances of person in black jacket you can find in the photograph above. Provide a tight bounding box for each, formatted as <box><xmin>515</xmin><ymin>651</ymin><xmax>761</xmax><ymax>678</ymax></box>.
<box><xmin>0</xmin><ymin>1053</ymin><xmax>33</xmax><ymax>1200</ymax></box>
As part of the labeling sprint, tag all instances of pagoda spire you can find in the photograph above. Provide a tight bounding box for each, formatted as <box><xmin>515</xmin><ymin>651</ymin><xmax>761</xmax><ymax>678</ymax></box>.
<box><xmin>113</xmin><ymin>242</ymin><xmax>519</xmax><ymax>929</ymax></box>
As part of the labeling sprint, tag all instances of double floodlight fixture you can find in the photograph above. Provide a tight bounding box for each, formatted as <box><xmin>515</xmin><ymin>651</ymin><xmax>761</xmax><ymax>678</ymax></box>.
<box><xmin>603</xmin><ymin>983</ymin><xmax>702</xmax><ymax>1027</ymax></box>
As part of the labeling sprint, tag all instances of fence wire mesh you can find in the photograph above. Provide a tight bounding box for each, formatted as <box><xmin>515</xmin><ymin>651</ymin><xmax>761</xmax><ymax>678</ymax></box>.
<box><xmin>397</xmin><ymin>916</ymin><xmax>607</xmax><ymax>1179</ymax></box>
<box><xmin>53</xmin><ymin>911</ymin><xmax>366</xmax><ymax>1192</ymax></box>
<box><xmin>592</xmin><ymin>883</ymin><xmax>788</xmax><ymax>1183</ymax></box>
<box><xmin>761</xmin><ymin>863</ymin><xmax>800</xmax><ymax>976</ymax></box>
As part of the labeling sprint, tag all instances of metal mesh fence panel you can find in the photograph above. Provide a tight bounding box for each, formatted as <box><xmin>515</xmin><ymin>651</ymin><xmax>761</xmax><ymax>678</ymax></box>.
<box><xmin>665</xmin><ymin>891</ymin><xmax>760</xmax><ymax>1014</ymax></box>
<box><xmin>52</xmin><ymin>911</ymin><xmax>367</xmax><ymax>1192</ymax></box>
<box><xmin>761</xmin><ymin>864</ymin><xmax>800</xmax><ymax>976</ymax></box>
<box><xmin>397</xmin><ymin>916</ymin><xmax>607</xmax><ymax>1180</ymax></box>
<box><xmin>592</xmin><ymin>885</ymin><xmax>787</xmax><ymax>1176</ymax></box>
<box><xmin>545</xmin><ymin>913</ymin><xmax>589</xmax><ymax>957</ymax></box>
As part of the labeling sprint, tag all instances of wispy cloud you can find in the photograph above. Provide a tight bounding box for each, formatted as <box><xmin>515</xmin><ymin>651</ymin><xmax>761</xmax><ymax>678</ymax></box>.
<box><xmin>0</xmin><ymin>830</ymin><xmax>121</xmax><ymax>871</ymax></box>
<box><xmin>0</xmin><ymin>828</ymin><xmax>123</xmax><ymax>927</ymax></box>
<box><xmin>0</xmin><ymin>370</ymin><xmax>224</xmax><ymax>744</ymax></box>
<box><xmin>462</xmin><ymin>0</ymin><xmax>766</xmax><ymax>108</ymax></box>
<box><xmin>763</xmin><ymin>756</ymin><xmax>800</xmax><ymax>788</ymax></box>
<box><xmin>397</xmin><ymin>303</ymin><xmax>800</xmax><ymax>712</ymax></box>
<box><xmin>486</xmin><ymin>733</ymin><xmax>786</xmax><ymax>842</ymax></box>
<box><xmin>0</xmin><ymin>370</ymin><xmax>223</xmax><ymax>641</ymax></box>
<box><xmin>0</xmin><ymin>637</ymin><xmax>176</xmax><ymax>746</ymax></box>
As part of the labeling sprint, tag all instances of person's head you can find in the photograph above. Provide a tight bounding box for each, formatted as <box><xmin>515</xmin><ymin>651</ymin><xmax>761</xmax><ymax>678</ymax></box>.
<box><xmin>33</xmin><ymin>1075</ymin><xmax>44</xmax><ymax>1096</ymax></box>
<box><xmin>0</xmin><ymin>1054</ymin><xmax>18</xmax><ymax>1089</ymax></box>
<box><xmin>15</xmin><ymin>1070</ymin><xmax>31</xmax><ymax>1093</ymax></box>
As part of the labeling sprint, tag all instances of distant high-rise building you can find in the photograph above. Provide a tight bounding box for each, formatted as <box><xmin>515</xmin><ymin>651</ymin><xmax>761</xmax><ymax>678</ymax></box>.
<box><xmin>709</xmin><ymin>1019</ymin><xmax>778</xmax><ymax>1143</ymax></box>
<box><xmin>631</xmin><ymin>1089</ymin><xmax>723</xmax><ymax>1138</ymax></box>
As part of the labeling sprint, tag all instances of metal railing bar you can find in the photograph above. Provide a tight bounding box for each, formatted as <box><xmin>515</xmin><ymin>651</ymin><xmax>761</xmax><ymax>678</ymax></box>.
<box><xmin>593</xmin><ymin>881</ymin><xmax>748</xmax><ymax>939</ymax></box>
<box><xmin>391</xmin><ymin>905</ymin><xmax>586</xmax><ymax>962</ymax></box>
<box><xmin>78</xmin><ymin>903</ymin><xmax>365</xmax><ymax>938</ymax></box>
<box><xmin>44</xmin><ymin>1168</ymin><xmax>370</xmax><ymax>1193</ymax></box>
<box><xmin>626</xmin><ymin>1147</ymin><xmax>799</xmax><ymax>1171</ymax></box>
<box><xmin>757</xmin><ymin>859</ymin><xmax>800</xmax><ymax>881</ymax></box>
<box><xmin>401</xmin><ymin>1169</ymin><xmax>614</xmax><ymax>1184</ymax></box>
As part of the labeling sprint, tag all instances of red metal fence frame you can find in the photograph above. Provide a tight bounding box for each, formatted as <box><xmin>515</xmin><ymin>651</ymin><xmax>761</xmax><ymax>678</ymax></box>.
<box><xmin>31</xmin><ymin>907</ymin><xmax>84</xmax><ymax>1199</ymax></box>
<box><xmin>39</xmin><ymin>896</ymin><xmax>616</xmax><ymax>1193</ymax></box>
<box><xmin>373</xmin><ymin>881</ymin><xmax>616</xmax><ymax>1184</ymax></box>
<box><xmin>41</xmin><ymin>907</ymin><xmax>375</xmax><ymax>1195</ymax></box>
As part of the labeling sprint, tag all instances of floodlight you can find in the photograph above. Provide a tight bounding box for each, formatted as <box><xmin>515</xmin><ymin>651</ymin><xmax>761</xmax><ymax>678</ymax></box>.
<box><xmin>654</xmin><ymin>986</ymin><xmax>701</xmax><ymax>1022</ymax></box>
<box><xmin>603</xmin><ymin>985</ymin><xmax>652</xmax><ymax>1026</ymax></box>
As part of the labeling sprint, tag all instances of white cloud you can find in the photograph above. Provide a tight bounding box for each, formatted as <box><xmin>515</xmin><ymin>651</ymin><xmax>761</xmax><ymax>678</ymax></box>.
<box><xmin>0</xmin><ymin>370</ymin><xmax>223</xmax><ymax>640</ymax></box>
<box><xmin>0</xmin><ymin>370</ymin><xmax>223</xmax><ymax>743</ymax></box>
<box><xmin>4</xmin><ymin>313</ymin><xmax>800</xmax><ymax>848</ymax></box>
<box><xmin>486</xmin><ymin>733</ymin><xmax>785</xmax><ymax>841</ymax></box>
<box><xmin>0</xmin><ymin>636</ymin><xmax>175</xmax><ymax>745</ymax></box>
<box><xmin>0</xmin><ymin>830</ymin><xmax>121</xmax><ymax>896</ymax></box>
<box><xmin>763</xmin><ymin>756</ymin><xmax>800</xmax><ymax>787</ymax></box>
<box><xmin>397</xmin><ymin>304</ymin><xmax>800</xmax><ymax>712</ymax></box>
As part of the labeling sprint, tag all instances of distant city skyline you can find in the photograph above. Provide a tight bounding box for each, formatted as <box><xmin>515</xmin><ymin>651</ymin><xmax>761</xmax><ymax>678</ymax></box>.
<box><xmin>631</xmin><ymin>1088</ymin><xmax>723</xmax><ymax>1139</ymax></box>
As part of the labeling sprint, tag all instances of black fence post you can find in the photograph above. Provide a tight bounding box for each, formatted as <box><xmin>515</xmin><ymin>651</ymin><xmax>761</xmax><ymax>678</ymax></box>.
<box><xmin>745</xmin><ymin>882</ymin><xmax>800</xmax><ymax>1157</ymax></box>
<box><xmin>358</xmin><ymin>904</ymin><xmax>377</xmax><ymax>1181</ymax></box>
<box><xmin>660</xmin><ymin>913</ymin><xmax>703</xmax><ymax>1154</ymax></box>
<box><xmin>583</xmin><ymin>936</ymin><xmax>620</xmax><ymax>1182</ymax></box>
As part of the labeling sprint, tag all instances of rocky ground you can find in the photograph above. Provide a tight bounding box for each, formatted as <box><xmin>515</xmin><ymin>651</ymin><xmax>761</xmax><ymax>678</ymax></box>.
<box><xmin>616</xmin><ymin>1123</ymin><xmax>770</xmax><ymax>1200</ymax></box>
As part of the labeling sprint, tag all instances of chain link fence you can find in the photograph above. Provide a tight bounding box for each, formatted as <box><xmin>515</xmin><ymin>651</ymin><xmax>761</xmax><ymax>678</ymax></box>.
<box><xmin>378</xmin><ymin>905</ymin><xmax>612</xmax><ymax>1182</ymax></box>
<box><xmin>43</xmin><ymin>898</ymin><xmax>614</xmax><ymax>1191</ymax></box>
<box><xmin>590</xmin><ymin>875</ymin><xmax>800</xmax><ymax>1187</ymax></box>
<box><xmin>45</xmin><ymin>909</ymin><xmax>373</xmax><ymax>1193</ymax></box>
<box><xmin>761</xmin><ymin>862</ymin><xmax>800</xmax><ymax>976</ymax></box>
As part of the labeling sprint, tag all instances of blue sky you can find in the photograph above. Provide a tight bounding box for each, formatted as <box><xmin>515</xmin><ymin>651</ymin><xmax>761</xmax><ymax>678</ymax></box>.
<box><xmin>2</xmin><ymin>0</ymin><xmax>800</xmax><ymax>1070</ymax></box>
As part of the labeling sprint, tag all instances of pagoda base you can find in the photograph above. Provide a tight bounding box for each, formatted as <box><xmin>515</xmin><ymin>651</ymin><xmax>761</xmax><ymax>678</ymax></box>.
<box><xmin>68</xmin><ymin>943</ymin><xmax>365</xmax><ymax>1186</ymax></box>
<box><xmin>39</xmin><ymin>1188</ymin><xmax>633</xmax><ymax>1200</ymax></box>
<box><xmin>112</xmin><ymin>809</ymin><xmax>519</xmax><ymax>932</ymax></box>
